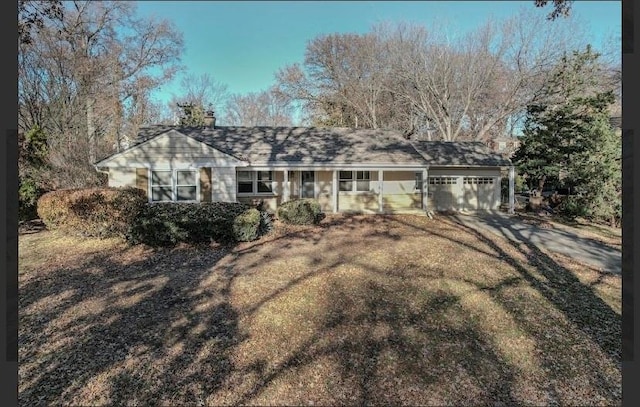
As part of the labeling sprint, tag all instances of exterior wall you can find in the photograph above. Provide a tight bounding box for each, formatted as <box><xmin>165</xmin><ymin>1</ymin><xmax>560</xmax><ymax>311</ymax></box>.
<box><xmin>101</xmin><ymin>130</ymin><xmax>244</xmax><ymax>168</ymax></box>
<box><xmin>381</xmin><ymin>171</ymin><xmax>422</xmax><ymax>212</ymax></box>
<box><xmin>212</xmin><ymin>167</ymin><xmax>236</xmax><ymax>202</ymax></box>
<box><xmin>316</xmin><ymin>171</ymin><xmax>333</xmax><ymax>212</ymax></box>
<box><xmin>237</xmin><ymin>196</ymin><xmax>281</xmax><ymax>212</ymax></box>
<box><xmin>236</xmin><ymin>171</ymin><xmax>285</xmax><ymax>212</ymax></box>
<box><xmin>338</xmin><ymin>171</ymin><xmax>379</xmax><ymax>213</ymax></box>
<box><xmin>108</xmin><ymin>168</ymin><xmax>137</xmax><ymax>188</ymax></box>
<box><xmin>200</xmin><ymin>168</ymin><xmax>212</xmax><ymax>202</ymax></box>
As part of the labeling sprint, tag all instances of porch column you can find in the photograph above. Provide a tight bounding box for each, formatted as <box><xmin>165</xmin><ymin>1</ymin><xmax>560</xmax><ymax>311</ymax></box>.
<box><xmin>283</xmin><ymin>170</ymin><xmax>289</xmax><ymax>202</ymax></box>
<box><xmin>422</xmin><ymin>167</ymin><xmax>429</xmax><ymax>211</ymax></box>
<box><xmin>378</xmin><ymin>170</ymin><xmax>384</xmax><ymax>213</ymax></box>
<box><xmin>508</xmin><ymin>166</ymin><xmax>515</xmax><ymax>214</ymax></box>
<box><xmin>332</xmin><ymin>170</ymin><xmax>338</xmax><ymax>213</ymax></box>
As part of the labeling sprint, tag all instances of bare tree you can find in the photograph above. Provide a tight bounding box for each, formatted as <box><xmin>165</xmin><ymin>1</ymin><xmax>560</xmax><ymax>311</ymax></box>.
<box><xmin>169</xmin><ymin>72</ymin><xmax>229</xmax><ymax>122</ymax></box>
<box><xmin>18</xmin><ymin>0</ymin><xmax>183</xmax><ymax>188</ymax></box>
<box><xmin>224</xmin><ymin>87</ymin><xmax>294</xmax><ymax>127</ymax></box>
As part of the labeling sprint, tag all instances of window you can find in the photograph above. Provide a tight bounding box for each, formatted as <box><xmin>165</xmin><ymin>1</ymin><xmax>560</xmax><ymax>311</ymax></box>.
<box><xmin>463</xmin><ymin>177</ymin><xmax>494</xmax><ymax>185</ymax></box>
<box><xmin>415</xmin><ymin>172</ymin><xmax>423</xmax><ymax>191</ymax></box>
<box><xmin>151</xmin><ymin>170</ymin><xmax>173</xmax><ymax>202</ymax></box>
<box><xmin>339</xmin><ymin>171</ymin><xmax>353</xmax><ymax>192</ymax></box>
<box><xmin>498</xmin><ymin>141</ymin><xmax>506</xmax><ymax>151</ymax></box>
<box><xmin>237</xmin><ymin>171</ymin><xmax>253</xmax><ymax>193</ymax></box>
<box><xmin>237</xmin><ymin>171</ymin><xmax>274</xmax><ymax>194</ymax></box>
<box><xmin>339</xmin><ymin>170</ymin><xmax>370</xmax><ymax>192</ymax></box>
<box><xmin>428</xmin><ymin>177</ymin><xmax>458</xmax><ymax>185</ymax></box>
<box><xmin>176</xmin><ymin>170</ymin><xmax>197</xmax><ymax>201</ymax></box>
<box><xmin>151</xmin><ymin>169</ymin><xmax>198</xmax><ymax>202</ymax></box>
<box><xmin>355</xmin><ymin>171</ymin><xmax>370</xmax><ymax>192</ymax></box>
<box><xmin>257</xmin><ymin>171</ymin><xmax>273</xmax><ymax>193</ymax></box>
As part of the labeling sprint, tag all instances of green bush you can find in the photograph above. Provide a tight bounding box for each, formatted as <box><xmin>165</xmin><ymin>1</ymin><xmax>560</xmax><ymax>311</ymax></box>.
<box><xmin>558</xmin><ymin>195</ymin><xmax>587</xmax><ymax>220</ymax></box>
<box><xmin>19</xmin><ymin>177</ymin><xmax>44</xmax><ymax>221</ymax></box>
<box><xmin>126</xmin><ymin>202</ymin><xmax>262</xmax><ymax>246</ymax></box>
<box><xmin>233</xmin><ymin>208</ymin><xmax>261</xmax><ymax>242</ymax></box>
<box><xmin>37</xmin><ymin>187</ymin><xmax>147</xmax><ymax>237</ymax></box>
<box><xmin>277</xmin><ymin>199</ymin><xmax>323</xmax><ymax>225</ymax></box>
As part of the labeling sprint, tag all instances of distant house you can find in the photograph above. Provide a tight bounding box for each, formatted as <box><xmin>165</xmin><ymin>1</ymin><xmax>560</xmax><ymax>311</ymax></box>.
<box><xmin>487</xmin><ymin>136</ymin><xmax>521</xmax><ymax>157</ymax></box>
<box><xmin>95</xmin><ymin>124</ymin><xmax>516</xmax><ymax>214</ymax></box>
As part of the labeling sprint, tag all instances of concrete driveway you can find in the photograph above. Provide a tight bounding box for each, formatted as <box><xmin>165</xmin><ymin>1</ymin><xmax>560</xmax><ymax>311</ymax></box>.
<box><xmin>453</xmin><ymin>212</ymin><xmax>621</xmax><ymax>273</ymax></box>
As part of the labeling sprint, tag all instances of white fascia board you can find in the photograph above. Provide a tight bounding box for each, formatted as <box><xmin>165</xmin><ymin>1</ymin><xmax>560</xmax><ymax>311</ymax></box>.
<box><xmin>245</xmin><ymin>163</ymin><xmax>427</xmax><ymax>171</ymax></box>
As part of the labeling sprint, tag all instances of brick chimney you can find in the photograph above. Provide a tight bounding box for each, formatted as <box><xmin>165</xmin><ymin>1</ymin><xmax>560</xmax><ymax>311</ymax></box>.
<box><xmin>203</xmin><ymin>110</ymin><xmax>216</xmax><ymax>128</ymax></box>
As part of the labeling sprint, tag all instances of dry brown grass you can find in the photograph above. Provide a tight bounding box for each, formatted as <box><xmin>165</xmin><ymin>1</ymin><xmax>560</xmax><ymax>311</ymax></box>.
<box><xmin>19</xmin><ymin>214</ymin><xmax>621</xmax><ymax>406</ymax></box>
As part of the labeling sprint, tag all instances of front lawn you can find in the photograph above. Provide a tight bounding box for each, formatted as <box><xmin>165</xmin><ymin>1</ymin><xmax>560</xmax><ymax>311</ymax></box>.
<box><xmin>18</xmin><ymin>214</ymin><xmax>621</xmax><ymax>406</ymax></box>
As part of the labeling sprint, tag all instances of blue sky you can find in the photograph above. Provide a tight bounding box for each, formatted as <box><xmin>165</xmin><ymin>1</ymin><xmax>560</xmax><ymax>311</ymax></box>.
<box><xmin>135</xmin><ymin>1</ymin><xmax>621</xmax><ymax>110</ymax></box>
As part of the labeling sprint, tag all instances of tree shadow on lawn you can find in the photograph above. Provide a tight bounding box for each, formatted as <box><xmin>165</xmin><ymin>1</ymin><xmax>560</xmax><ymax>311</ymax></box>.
<box><xmin>229</xmin><ymin>275</ymin><xmax>519</xmax><ymax>406</ymax></box>
<box><xmin>19</xmin><ymin>242</ymin><xmax>242</xmax><ymax>406</ymax></box>
<box><xmin>452</xmin><ymin>214</ymin><xmax>621</xmax><ymax>361</ymax></box>
<box><xmin>19</xmin><ymin>214</ymin><xmax>622</xmax><ymax>405</ymax></box>
<box><xmin>404</xmin><ymin>215</ymin><xmax>621</xmax><ymax>399</ymax></box>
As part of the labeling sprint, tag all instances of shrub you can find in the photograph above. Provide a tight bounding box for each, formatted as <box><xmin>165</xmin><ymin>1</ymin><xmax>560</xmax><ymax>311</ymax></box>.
<box><xmin>277</xmin><ymin>199</ymin><xmax>323</xmax><ymax>225</ymax></box>
<box><xmin>126</xmin><ymin>202</ymin><xmax>262</xmax><ymax>246</ymax></box>
<box><xmin>37</xmin><ymin>187</ymin><xmax>147</xmax><ymax>238</ymax></box>
<box><xmin>259</xmin><ymin>210</ymin><xmax>274</xmax><ymax>236</ymax></box>
<box><xmin>19</xmin><ymin>177</ymin><xmax>44</xmax><ymax>221</ymax></box>
<box><xmin>558</xmin><ymin>195</ymin><xmax>587</xmax><ymax>220</ymax></box>
<box><xmin>233</xmin><ymin>208</ymin><xmax>261</xmax><ymax>242</ymax></box>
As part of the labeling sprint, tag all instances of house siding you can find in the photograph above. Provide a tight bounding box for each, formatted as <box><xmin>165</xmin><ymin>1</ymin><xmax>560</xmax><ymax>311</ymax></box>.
<box><xmin>212</xmin><ymin>167</ymin><xmax>237</xmax><ymax>202</ymax></box>
<box><xmin>381</xmin><ymin>171</ymin><xmax>421</xmax><ymax>212</ymax></box>
<box><xmin>101</xmin><ymin>131</ymin><xmax>244</xmax><ymax>168</ymax></box>
<box><xmin>199</xmin><ymin>167</ymin><xmax>212</xmax><ymax>202</ymax></box>
<box><xmin>106</xmin><ymin>168</ymin><xmax>137</xmax><ymax>188</ymax></box>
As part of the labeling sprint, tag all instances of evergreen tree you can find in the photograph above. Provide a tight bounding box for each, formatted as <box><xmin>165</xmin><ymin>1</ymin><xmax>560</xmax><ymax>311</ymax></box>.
<box><xmin>513</xmin><ymin>45</ymin><xmax>620</xmax><ymax>225</ymax></box>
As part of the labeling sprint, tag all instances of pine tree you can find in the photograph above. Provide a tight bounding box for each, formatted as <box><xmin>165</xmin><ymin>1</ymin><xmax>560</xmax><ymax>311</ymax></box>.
<box><xmin>513</xmin><ymin>45</ymin><xmax>621</xmax><ymax>225</ymax></box>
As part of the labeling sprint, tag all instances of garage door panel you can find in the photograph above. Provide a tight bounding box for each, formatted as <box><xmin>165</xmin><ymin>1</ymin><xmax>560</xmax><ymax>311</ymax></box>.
<box><xmin>463</xmin><ymin>177</ymin><xmax>497</xmax><ymax>210</ymax></box>
<box><xmin>429</xmin><ymin>176</ymin><xmax>460</xmax><ymax>211</ymax></box>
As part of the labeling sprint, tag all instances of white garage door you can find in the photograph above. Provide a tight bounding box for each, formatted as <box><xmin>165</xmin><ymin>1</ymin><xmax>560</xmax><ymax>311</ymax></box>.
<box><xmin>428</xmin><ymin>176</ymin><xmax>460</xmax><ymax>211</ymax></box>
<box><xmin>462</xmin><ymin>177</ymin><xmax>497</xmax><ymax>210</ymax></box>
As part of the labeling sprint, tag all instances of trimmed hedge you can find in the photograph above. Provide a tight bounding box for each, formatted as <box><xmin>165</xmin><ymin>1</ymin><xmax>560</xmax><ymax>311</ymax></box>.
<box><xmin>126</xmin><ymin>202</ymin><xmax>261</xmax><ymax>246</ymax></box>
<box><xmin>277</xmin><ymin>199</ymin><xmax>323</xmax><ymax>225</ymax></box>
<box><xmin>37</xmin><ymin>187</ymin><xmax>147</xmax><ymax>238</ymax></box>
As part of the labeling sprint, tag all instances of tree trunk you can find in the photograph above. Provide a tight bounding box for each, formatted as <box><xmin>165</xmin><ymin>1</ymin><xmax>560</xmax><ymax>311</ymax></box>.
<box><xmin>536</xmin><ymin>175</ymin><xmax>546</xmax><ymax>196</ymax></box>
<box><xmin>86</xmin><ymin>95</ymin><xmax>96</xmax><ymax>164</ymax></box>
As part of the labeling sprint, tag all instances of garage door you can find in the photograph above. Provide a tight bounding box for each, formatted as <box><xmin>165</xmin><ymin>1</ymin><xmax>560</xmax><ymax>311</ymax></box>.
<box><xmin>428</xmin><ymin>176</ymin><xmax>459</xmax><ymax>210</ymax></box>
<box><xmin>462</xmin><ymin>177</ymin><xmax>497</xmax><ymax>210</ymax></box>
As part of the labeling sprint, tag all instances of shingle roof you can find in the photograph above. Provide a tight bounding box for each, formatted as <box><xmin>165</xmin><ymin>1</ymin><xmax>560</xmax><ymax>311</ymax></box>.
<box><xmin>410</xmin><ymin>140</ymin><xmax>512</xmax><ymax>167</ymax></box>
<box><xmin>130</xmin><ymin>125</ymin><xmax>511</xmax><ymax>167</ymax></box>
<box><xmin>136</xmin><ymin>125</ymin><xmax>428</xmax><ymax>165</ymax></box>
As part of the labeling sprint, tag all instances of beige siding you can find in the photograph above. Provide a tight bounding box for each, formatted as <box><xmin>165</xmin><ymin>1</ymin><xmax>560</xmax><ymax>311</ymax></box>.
<box><xmin>237</xmin><ymin>196</ymin><xmax>281</xmax><ymax>212</ymax></box>
<box><xmin>381</xmin><ymin>171</ymin><xmax>421</xmax><ymax>212</ymax></box>
<box><xmin>338</xmin><ymin>193</ymin><xmax>379</xmax><ymax>213</ymax></box>
<box><xmin>316</xmin><ymin>171</ymin><xmax>333</xmax><ymax>212</ymax></box>
<box><xmin>212</xmin><ymin>167</ymin><xmax>236</xmax><ymax>202</ymax></box>
<box><xmin>108</xmin><ymin>168</ymin><xmax>137</xmax><ymax>188</ymax></box>
<box><xmin>100</xmin><ymin>130</ymin><xmax>244</xmax><ymax>168</ymax></box>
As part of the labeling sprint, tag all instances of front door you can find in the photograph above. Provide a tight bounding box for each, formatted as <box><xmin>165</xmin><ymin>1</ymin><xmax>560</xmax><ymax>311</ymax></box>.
<box><xmin>301</xmin><ymin>171</ymin><xmax>315</xmax><ymax>198</ymax></box>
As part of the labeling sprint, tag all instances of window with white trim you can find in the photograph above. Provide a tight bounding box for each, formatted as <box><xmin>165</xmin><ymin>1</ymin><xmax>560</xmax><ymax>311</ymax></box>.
<box><xmin>428</xmin><ymin>176</ymin><xmax>458</xmax><ymax>185</ymax></box>
<box><xmin>339</xmin><ymin>170</ymin><xmax>370</xmax><ymax>192</ymax></box>
<box><xmin>176</xmin><ymin>170</ymin><xmax>197</xmax><ymax>201</ymax></box>
<box><xmin>355</xmin><ymin>171</ymin><xmax>370</xmax><ymax>192</ymax></box>
<box><xmin>151</xmin><ymin>169</ymin><xmax>198</xmax><ymax>202</ymax></box>
<box><xmin>463</xmin><ymin>177</ymin><xmax>494</xmax><ymax>185</ymax></box>
<box><xmin>237</xmin><ymin>171</ymin><xmax>274</xmax><ymax>194</ymax></box>
<box><xmin>339</xmin><ymin>171</ymin><xmax>353</xmax><ymax>192</ymax></box>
